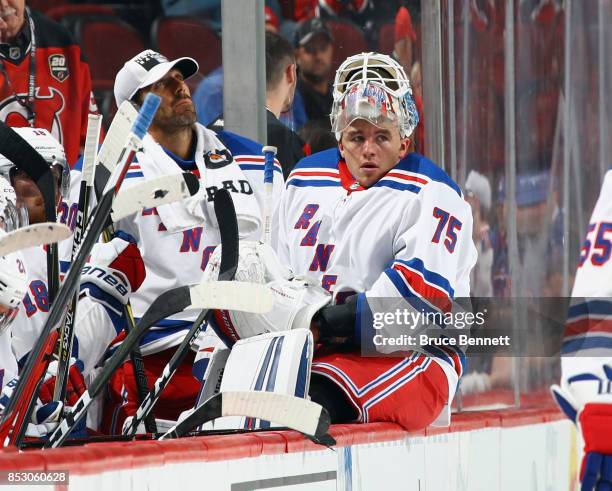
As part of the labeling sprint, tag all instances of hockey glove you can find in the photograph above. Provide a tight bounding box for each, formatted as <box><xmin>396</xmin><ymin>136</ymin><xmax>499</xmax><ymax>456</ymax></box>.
<box><xmin>551</xmin><ymin>365</ymin><xmax>612</xmax><ymax>491</ymax></box>
<box><xmin>81</xmin><ymin>231</ymin><xmax>146</xmax><ymax>305</ymax></box>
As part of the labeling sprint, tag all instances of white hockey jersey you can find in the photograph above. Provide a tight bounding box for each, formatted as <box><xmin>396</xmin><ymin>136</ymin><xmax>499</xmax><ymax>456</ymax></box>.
<box><xmin>112</xmin><ymin>125</ymin><xmax>284</xmax><ymax>355</ymax></box>
<box><xmin>562</xmin><ymin>169</ymin><xmax>612</xmax><ymax>381</ymax></box>
<box><xmin>277</xmin><ymin>148</ymin><xmax>477</xmax><ymax>395</ymax></box>
<box><xmin>8</xmin><ymin>168</ymin><xmax>118</xmax><ymax>376</ymax></box>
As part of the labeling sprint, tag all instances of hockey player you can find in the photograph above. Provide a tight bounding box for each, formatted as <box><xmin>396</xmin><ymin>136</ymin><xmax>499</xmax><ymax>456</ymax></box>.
<box><xmin>274</xmin><ymin>52</ymin><xmax>477</xmax><ymax>430</ymax></box>
<box><xmin>105</xmin><ymin>49</ymin><xmax>284</xmax><ymax>433</ymax></box>
<box><xmin>0</xmin><ymin>128</ymin><xmax>147</xmax><ymax>432</ymax></box>
<box><xmin>551</xmin><ymin>170</ymin><xmax>612</xmax><ymax>490</ymax></box>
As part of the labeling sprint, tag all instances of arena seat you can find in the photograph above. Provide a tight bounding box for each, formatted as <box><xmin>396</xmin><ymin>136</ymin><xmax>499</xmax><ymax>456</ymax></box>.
<box><xmin>377</xmin><ymin>22</ymin><xmax>395</xmax><ymax>56</ymax></box>
<box><xmin>76</xmin><ymin>17</ymin><xmax>146</xmax><ymax>93</ymax></box>
<box><xmin>45</xmin><ymin>5</ymin><xmax>117</xmax><ymax>36</ymax></box>
<box><xmin>152</xmin><ymin>17</ymin><xmax>222</xmax><ymax>77</ymax></box>
<box><xmin>325</xmin><ymin>18</ymin><xmax>368</xmax><ymax>75</ymax></box>
<box><xmin>27</xmin><ymin>0</ymin><xmax>68</xmax><ymax>14</ymax></box>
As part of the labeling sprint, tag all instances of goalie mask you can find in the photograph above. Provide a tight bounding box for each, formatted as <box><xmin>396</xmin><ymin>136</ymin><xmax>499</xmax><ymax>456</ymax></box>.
<box><xmin>331</xmin><ymin>52</ymin><xmax>419</xmax><ymax>140</ymax></box>
<box><xmin>0</xmin><ymin>247</ymin><xmax>27</xmax><ymax>334</ymax></box>
<box><xmin>0</xmin><ymin>176</ymin><xmax>28</xmax><ymax>233</ymax></box>
<box><xmin>0</xmin><ymin>127</ymin><xmax>70</xmax><ymax>199</ymax></box>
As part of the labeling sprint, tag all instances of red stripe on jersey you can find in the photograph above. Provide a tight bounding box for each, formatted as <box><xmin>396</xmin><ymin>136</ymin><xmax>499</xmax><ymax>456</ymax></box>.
<box><xmin>289</xmin><ymin>170</ymin><xmax>340</xmax><ymax>179</ymax></box>
<box><xmin>386</xmin><ymin>172</ymin><xmax>428</xmax><ymax>185</ymax></box>
<box><xmin>565</xmin><ymin>318</ymin><xmax>612</xmax><ymax>337</ymax></box>
<box><xmin>393</xmin><ymin>264</ymin><xmax>452</xmax><ymax>312</ymax></box>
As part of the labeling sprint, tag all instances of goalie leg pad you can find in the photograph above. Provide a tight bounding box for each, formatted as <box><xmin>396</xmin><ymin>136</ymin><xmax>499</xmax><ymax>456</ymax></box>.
<box><xmin>211</xmin><ymin>328</ymin><xmax>313</xmax><ymax>430</ymax></box>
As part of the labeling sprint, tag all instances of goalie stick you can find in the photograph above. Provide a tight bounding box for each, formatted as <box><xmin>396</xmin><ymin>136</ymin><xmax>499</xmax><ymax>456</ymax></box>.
<box><xmin>160</xmin><ymin>391</ymin><xmax>333</xmax><ymax>445</ymax></box>
<box><xmin>0</xmin><ymin>122</ymin><xmax>60</xmax><ymax>304</ymax></box>
<box><xmin>0</xmin><ymin>223</ymin><xmax>71</xmax><ymax>256</ymax></box>
<box><xmin>53</xmin><ymin>113</ymin><xmax>102</xmax><ymax>405</ymax></box>
<box><xmin>0</xmin><ymin>94</ymin><xmax>162</xmax><ymax>447</ymax></box>
<box><xmin>123</xmin><ymin>189</ymin><xmax>238</xmax><ymax>436</ymax></box>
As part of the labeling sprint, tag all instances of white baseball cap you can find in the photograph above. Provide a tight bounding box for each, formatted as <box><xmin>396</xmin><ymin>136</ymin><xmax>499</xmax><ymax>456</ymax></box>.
<box><xmin>114</xmin><ymin>49</ymin><xmax>199</xmax><ymax>106</ymax></box>
<box><xmin>465</xmin><ymin>170</ymin><xmax>492</xmax><ymax>211</ymax></box>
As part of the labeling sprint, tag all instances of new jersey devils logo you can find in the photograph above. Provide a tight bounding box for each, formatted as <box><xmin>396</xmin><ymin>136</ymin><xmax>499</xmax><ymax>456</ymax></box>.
<box><xmin>0</xmin><ymin>87</ymin><xmax>65</xmax><ymax>145</ymax></box>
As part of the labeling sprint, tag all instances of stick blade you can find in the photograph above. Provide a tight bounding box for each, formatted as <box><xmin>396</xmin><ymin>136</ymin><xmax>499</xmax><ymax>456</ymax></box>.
<box><xmin>162</xmin><ymin>391</ymin><xmax>332</xmax><ymax>442</ymax></box>
<box><xmin>188</xmin><ymin>282</ymin><xmax>273</xmax><ymax>313</ymax></box>
<box><xmin>0</xmin><ymin>223</ymin><xmax>72</xmax><ymax>256</ymax></box>
<box><xmin>110</xmin><ymin>173</ymin><xmax>200</xmax><ymax>221</ymax></box>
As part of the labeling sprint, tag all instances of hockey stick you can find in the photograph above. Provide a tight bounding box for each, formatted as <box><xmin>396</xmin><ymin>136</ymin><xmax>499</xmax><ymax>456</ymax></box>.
<box><xmin>0</xmin><ymin>223</ymin><xmax>71</xmax><ymax>256</ymax></box>
<box><xmin>0</xmin><ymin>122</ymin><xmax>60</xmax><ymax>304</ymax></box>
<box><xmin>92</xmin><ymin>101</ymin><xmax>157</xmax><ymax>433</ymax></box>
<box><xmin>262</xmin><ymin>145</ymin><xmax>277</xmax><ymax>245</ymax></box>
<box><xmin>160</xmin><ymin>391</ymin><xmax>332</xmax><ymax>445</ymax></box>
<box><xmin>0</xmin><ymin>94</ymin><xmax>161</xmax><ymax>447</ymax></box>
<box><xmin>53</xmin><ymin>113</ymin><xmax>102</xmax><ymax>404</ymax></box>
<box><xmin>122</xmin><ymin>189</ymin><xmax>239</xmax><ymax>437</ymax></box>
<box><xmin>45</xmin><ymin>279</ymin><xmax>272</xmax><ymax>447</ymax></box>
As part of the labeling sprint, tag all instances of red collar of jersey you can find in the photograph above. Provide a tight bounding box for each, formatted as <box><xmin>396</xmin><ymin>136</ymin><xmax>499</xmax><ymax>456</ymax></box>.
<box><xmin>338</xmin><ymin>160</ymin><xmax>366</xmax><ymax>193</ymax></box>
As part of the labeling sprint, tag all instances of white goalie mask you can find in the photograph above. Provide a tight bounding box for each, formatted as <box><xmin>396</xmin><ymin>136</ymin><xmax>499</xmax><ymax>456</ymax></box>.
<box><xmin>0</xmin><ymin>127</ymin><xmax>70</xmax><ymax>199</ymax></box>
<box><xmin>0</xmin><ymin>246</ymin><xmax>27</xmax><ymax>334</ymax></box>
<box><xmin>0</xmin><ymin>176</ymin><xmax>28</xmax><ymax>233</ymax></box>
<box><xmin>331</xmin><ymin>52</ymin><xmax>419</xmax><ymax>140</ymax></box>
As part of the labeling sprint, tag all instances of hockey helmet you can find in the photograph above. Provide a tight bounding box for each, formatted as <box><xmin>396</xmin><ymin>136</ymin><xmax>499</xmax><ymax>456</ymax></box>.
<box><xmin>331</xmin><ymin>52</ymin><xmax>419</xmax><ymax>139</ymax></box>
<box><xmin>0</xmin><ymin>127</ymin><xmax>70</xmax><ymax>199</ymax></box>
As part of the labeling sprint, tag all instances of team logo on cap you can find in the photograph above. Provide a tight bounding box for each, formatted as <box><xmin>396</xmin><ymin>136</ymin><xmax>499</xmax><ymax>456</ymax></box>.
<box><xmin>48</xmin><ymin>54</ymin><xmax>69</xmax><ymax>82</ymax></box>
<box><xmin>133</xmin><ymin>50</ymin><xmax>168</xmax><ymax>71</ymax></box>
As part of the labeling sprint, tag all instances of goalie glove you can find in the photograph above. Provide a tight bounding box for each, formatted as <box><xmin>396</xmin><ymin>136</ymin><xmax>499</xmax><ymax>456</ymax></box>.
<box><xmin>213</xmin><ymin>278</ymin><xmax>331</xmax><ymax>342</ymax></box>
<box><xmin>81</xmin><ymin>231</ymin><xmax>146</xmax><ymax>307</ymax></box>
<box><xmin>551</xmin><ymin>365</ymin><xmax>612</xmax><ymax>490</ymax></box>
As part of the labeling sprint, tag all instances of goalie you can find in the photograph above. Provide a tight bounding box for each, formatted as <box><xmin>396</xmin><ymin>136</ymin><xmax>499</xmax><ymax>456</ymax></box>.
<box><xmin>197</xmin><ymin>52</ymin><xmax>477</xmax><ymax>432</ymax></box>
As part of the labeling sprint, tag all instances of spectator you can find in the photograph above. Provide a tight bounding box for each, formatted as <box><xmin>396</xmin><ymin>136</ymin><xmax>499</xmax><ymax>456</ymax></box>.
<box><xmin>193</xmin><ymin>7</ymin><xmax>290</xmax><ymax>128</ymax></box>
<box><xmin>0</xmin><ymin>1</ymin><xmax>100</xmax><ymax>165</ymax></box>
<box><xmin>465</xmin><ymin>170</ymin><xmax>493</xmax><ymax>298</ymax></box>
<box><xmin>265</xmin><ymin>31</ymin><xmax>306</xmax><ymax>177</ymax></box>
<box><xmin>292</xmin><ymin>17</ymin><xmax>334</xmax><ymax>129</ymax></box>
<box><xmin>299</xmin><ymin>119</ymin><xmax>336</xmax><ymax>154</ymax></box>
<box><xmin>410</xmin><ymin>61</ymin><xmax>424</xmax><ymax>153</ymax></box>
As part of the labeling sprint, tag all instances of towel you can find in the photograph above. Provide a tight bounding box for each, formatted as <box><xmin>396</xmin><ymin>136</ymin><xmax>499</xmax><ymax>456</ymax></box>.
<box><xmin>136</xmin><ymin>124</ymin><xmax>261</xmax><ymax>236</ymax></box>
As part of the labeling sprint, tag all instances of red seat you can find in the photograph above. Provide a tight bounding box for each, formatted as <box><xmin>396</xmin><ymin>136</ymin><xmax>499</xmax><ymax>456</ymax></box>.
<box><xmin>76</xmin><ymin>18</ymin><xmax>145</xmax><ymax>92</ymax></box>
<box><xmin>27</xmin><ymin>0</ymin><xmax>68</xmax><ymax>14</ymax></box>
<box><xmin>46</xmin><ymin>4</ymin><xmax>116</xmax><ymax>22</ymax></box>
<box><xmin>377</xmin><ymin>22</ymin><xmax>395</xmax><ymax>56</ymax></box>
<box><xmin>326</xmin><ymin>18</ymin><xmax>368</xmax><ymax>75</ymax></box>
<box><xmin>152</xmin><ymin>17</ymin><xmax>221</xmax><ymax>77</ymax></box>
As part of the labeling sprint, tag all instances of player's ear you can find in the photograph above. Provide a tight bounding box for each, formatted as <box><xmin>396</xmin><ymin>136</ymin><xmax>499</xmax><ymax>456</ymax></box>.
<box><xmin>398</xmin><ymin>137</ymin><xmax>411</xmax><ymax>159</ymax></box>
<box><xmin>338</xmin><ymin>137</ymin><xmax>345</xmax><ymax>158</ymax></box>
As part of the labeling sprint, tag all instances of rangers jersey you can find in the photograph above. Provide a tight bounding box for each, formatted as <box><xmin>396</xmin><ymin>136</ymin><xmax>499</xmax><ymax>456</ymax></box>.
<box><xmin>277</xmin><ymin>148</ymin><xmax>477</xmax><ymax>426</ymax></box>
<box><xmin>562</xmin><ymin>169</ymin><xmax>612</xmax><ymax>380</ymax></box>
<box><xmin>113</xmin><ymin>124</ymin><xmax>284</xmax><ymax>356</ymax></box>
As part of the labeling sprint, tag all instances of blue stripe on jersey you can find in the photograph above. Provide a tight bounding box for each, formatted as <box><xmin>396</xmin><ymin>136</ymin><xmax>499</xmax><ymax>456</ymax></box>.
<box><xmin>355</xmin><ymin>292</ymin><xmax>369</xmax><ymax>345</ymax></box>
<box><xmin>286</xmin><ymin>178</ymin><xmax>342</xmax><ymax>188</ymax></box>
<box><xmin>60</xmin><ymin>260</ymin><xmax>70</xmax><ymax>274</ymax></box>
<box><xmin>293</xmin><ymin>148</ymin><xmax>341</xmax><ymax>170</ymax></box>
<box><xmin>239</xmin><ymin>163</ymin><xmax>282</xmax><ymax>174</ymax></box>
<box><xmin>126</xmin><ymin>171</ymin><xmax>144</xmax><ymax>179</ymax></box>
<box><xmin>217</xmin><ymin>129</ymin><xmax>265</xmax><ymax>156</ymax></box>
<box><xmin>394</xmin><ymin>258</ymin><xmax>455</xmax><ymax>298</ymax></box>
<box><xmin>567</xmin><ymin>300</ymin><xmax>612</xmax><ymax>319</ymax></box>
<box><xmin>384</xmin><ymin>268</ymin><xmax>440</xmax><ymax>315</ymax></box>
<box><xmin>561</xmin><ymin>336</ymin><xmax>612</xmax><ymax>354</ymax></box>
<box><xmin>373</xmin><ymin>180</ymin><xmax>421</xmax><ymax>194</ymax></box>
<box><xmin>395</xmin><ymin>153</ymin><xmax>462</xmax><ymax>197</ymax></box>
